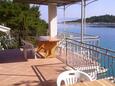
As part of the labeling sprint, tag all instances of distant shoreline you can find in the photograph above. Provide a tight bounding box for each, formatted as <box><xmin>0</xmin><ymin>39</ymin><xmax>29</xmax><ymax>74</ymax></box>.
<box><xmin>64</xmin><ymin>21</ymin><xmax>115</xmax><ymax>24</ymax></box>
<box><xmin>86</xmin><ymin>23</ymin><xmax>115</xmax><ymax>28</ymax></box>
<box><xmin>59</xmin><ymin>22</ymin><xmax>115</xmax><ymax>28</ymax></box>
<box><xmin>61</xmin><ymin>14</ymin><xmax>115</xmax><ymax>26</ymax></box>
<box><xmin>60</xmin><ymin>22</ymin><xmax>115</xmax><ymax>25</ymax></box>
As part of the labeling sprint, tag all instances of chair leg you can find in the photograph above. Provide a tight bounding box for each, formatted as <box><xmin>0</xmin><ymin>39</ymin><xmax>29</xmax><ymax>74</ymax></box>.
<box><xmin>34</xmin><ymin>52</ymin><xmax>37</xmax><ymax>59</ymax></box>
<box><xmin>32</xmin><ymin>49</ymin><xmax>38</xmax><ymax>60</ymax></box>
<box><xmin>24</xmin><ymin>49</ymin><xmax>27</xmax><ymax>60</ymax></box>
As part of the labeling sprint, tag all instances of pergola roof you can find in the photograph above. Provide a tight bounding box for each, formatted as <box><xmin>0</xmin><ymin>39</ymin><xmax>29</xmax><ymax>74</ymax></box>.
<box><xmin>13</xmin><ymin>0</ymin><xmax>87</xmax><ymax>6</ymax></box>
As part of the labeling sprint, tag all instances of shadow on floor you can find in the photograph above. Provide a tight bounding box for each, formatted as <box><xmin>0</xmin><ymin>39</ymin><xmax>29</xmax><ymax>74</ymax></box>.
<box><xmin>13</xmin><ymin>80</ymin><xmax>56</xmax><ymax>86</ymax></box>
<box><xmin>0</xmin><ymin>73</ymin><xmax>36</xmax><ymax>77</ymax></box>
<box><xmin>31</xmin><ymin>65</ymin><xmax>57</xmax><ymax>86</ymax></box>
<box><xmin>0</xmin><ymin>49</ymin><xmax>27</xmax><ymax>63</ymax></box>
<box><xmin>9</xmin><ymin>62</ymin><xmax>63</xmax><ymax>86</ymax></box>
<box><xmin>13</xmin><ymin>80</ymin><xmax>40</xmax><ymax>86</ymax></box>
<box><xmin>30</xmin><ymin>60</ymin><xmax>66</xmax><ymax>86</ymax></box>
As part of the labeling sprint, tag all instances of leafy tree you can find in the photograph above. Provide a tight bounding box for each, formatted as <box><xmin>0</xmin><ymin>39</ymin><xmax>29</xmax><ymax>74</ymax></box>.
<box><xmin>68</xmin><ymin>14</ymin><xmax>115</xmax><ymax>23</ymax></box>
<box><xmin>0</xmin><ymin>1</ymin><xmax>48</xmax><ymax>47</ymax></box>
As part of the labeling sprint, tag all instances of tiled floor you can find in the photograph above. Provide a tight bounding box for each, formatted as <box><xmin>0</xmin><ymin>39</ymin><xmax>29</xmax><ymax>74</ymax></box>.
<box><xmin>1</xmin><ymin>49</ymin><xmax>113</xmax><ymax>86</ymax></box>
<box><xmin>0</xmin><ymin>49</ymin><xmax>66</xmax><ymax>86</ymax></box>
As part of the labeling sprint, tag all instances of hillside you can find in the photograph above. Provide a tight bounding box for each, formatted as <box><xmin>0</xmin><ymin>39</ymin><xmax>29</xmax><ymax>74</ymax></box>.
<box><xmin>66</xmin><ymin>15</ymin><xmax>115</xmax><ymax>23</ymax></box>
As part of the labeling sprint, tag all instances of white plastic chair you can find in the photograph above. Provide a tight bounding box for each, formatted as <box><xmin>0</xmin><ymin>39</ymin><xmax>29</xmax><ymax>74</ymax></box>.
<box><xmin>57</xmin><ymin>70</ymin><xmax>92</xmax><ymax>86</ymax></box>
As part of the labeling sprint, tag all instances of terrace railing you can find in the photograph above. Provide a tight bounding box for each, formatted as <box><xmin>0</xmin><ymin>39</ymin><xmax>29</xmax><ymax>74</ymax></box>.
<box><xmin>58</xmin><ymin>32</ymin><xmax>100</xmax><ymax>46</ymax></box>
<box><xmin>56</xmin><ymin>38</ymin><xmax>115</xmax><ymax>82</ymax></box>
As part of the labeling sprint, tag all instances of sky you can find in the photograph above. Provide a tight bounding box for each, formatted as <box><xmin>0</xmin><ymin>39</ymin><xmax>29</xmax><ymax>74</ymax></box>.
<box><xmin>39</xmin><ymin>0</ymin><xmax>115</xmax><ymax>22</ymax></box>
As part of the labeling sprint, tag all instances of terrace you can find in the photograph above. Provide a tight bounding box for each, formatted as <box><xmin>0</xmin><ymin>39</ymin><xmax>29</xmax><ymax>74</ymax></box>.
<box><xmin>0</xmin><ymin>37</ymin><xmax>115</xmax><ymax>85</ymax></box>
<box><xmin>0</xmin><ymin>0</ymin><xmax>115</xmax><ymax>86</ymax></box>
<box><xmin>0</xmin><ymin>49</ymin><xmax>66</xmax><ymax>85</ymax></box>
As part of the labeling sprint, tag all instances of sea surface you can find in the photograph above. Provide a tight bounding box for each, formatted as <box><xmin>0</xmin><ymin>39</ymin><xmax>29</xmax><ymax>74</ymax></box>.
<box><xmin>58</xmin><ymin>23</ymin><xmax>115</xmax><ymax>51</ymax></box>
<box><xmin>58</xmin><ymin>23</ymin><xmax>115</xmax><ymax>76</ymax></box>
<box><xmin>58</xmin><ymin>23</ymin><xmax>115</xmax><ymax>78</ymax></box>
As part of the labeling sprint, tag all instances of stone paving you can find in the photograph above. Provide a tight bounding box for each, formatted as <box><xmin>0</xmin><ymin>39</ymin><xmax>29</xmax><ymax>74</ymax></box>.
<box><xmin>0</xmin><ymin>49</ymin><xmax>66</xmax><ymax>86</ymax></box>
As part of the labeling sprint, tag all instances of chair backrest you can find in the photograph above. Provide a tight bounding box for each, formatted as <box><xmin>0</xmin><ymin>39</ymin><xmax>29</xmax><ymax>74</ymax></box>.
<box><xmin>21</xmin><ymin>39</ymin><xmax>34</xmax><ymax>49</ymax></box>
<box><xmin>57</xmin><ymin>70</ymin><xmax>92</xmax><ymax>86</ymax></box>
<box><xmin>21</xmin><ymin>39</ymin><xmax>35</xmax><ymax>59</ymax></box>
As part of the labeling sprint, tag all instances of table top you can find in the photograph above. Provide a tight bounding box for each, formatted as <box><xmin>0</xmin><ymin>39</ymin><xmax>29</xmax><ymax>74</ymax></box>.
<box><xmin>63</xmin><ymin>79</ymin><xmax>115</xmax><ymax>86</ymax></box>
<box><xmin>36</xmin><ymin>36</ymin><xmax>59</xmax><ymax>42</ymax></box>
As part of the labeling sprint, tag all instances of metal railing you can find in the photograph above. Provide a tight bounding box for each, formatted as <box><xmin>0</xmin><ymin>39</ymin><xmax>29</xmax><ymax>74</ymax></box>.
<box><xmin>57</xmin><ymin>32</ymin><xmax>100</xmax><ymax>46</ymax></box>
<box><xmin>56</xmin><ymin>38</ymin><xmax>115</xmax><ymax>82</ymax></box>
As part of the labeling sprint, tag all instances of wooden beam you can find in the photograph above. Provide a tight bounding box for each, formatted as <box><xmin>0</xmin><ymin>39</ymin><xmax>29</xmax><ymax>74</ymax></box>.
<box><xmin>13</xmin><ymin>0</ymin><xmax>83</xmax><ymax>6</ymax></box>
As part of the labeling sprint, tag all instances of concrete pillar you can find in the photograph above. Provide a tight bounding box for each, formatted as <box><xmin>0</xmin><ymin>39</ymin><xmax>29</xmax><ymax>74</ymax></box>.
<box><xmin>48</xmin><ymin>3</ymin><xmax>57</xmax><ymax>37</ymax></box>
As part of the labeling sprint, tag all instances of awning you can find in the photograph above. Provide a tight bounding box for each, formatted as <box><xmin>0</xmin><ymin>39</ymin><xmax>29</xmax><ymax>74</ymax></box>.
<box><xmin>13</xmin><ymin>0</ymin><xmax>87</xmax><ymax>6</ymax></box>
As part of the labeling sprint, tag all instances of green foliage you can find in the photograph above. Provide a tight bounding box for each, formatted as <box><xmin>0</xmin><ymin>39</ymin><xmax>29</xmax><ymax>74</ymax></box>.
<box><xmin>0</xmin><ymin>35</ymin><xmax>18</xmax><ymax>49</ymax></box>
<box><xmin>0</xmin><ymin>1</ymin><xmax>48</xmax><ymax>47</ymax></box>
<box><xmin>86</xmin><ymin>15</ymin><xmax>115</xmax><ymax>23</ymax></box>
<box><xmin>75</xmin><ymin>14</ymin><xmax>115</xmax><ymax>23</ymax></box>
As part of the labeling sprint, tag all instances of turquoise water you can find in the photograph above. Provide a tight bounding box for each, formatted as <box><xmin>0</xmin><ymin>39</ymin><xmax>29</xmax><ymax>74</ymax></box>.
<box><xmin>58</xmin><ymin>23</ymin><xmax>115</xmax><ymax>50</ymax></box>
<box><xmin>58</xmin><ymin>23</ymin><xmax>115</xmax><ymax>78</ymax></box>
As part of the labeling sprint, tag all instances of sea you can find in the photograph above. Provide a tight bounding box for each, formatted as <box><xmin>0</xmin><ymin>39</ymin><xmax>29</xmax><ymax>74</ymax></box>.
<box><xmin>58</xmin><ymin>23</ymin><xmax>115</xmax><ymax>78</ymax></box>
<box><xmin>58</xmin><ymin>23</ymin><xmax>115</xmax><ymax>50</ymax></box>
